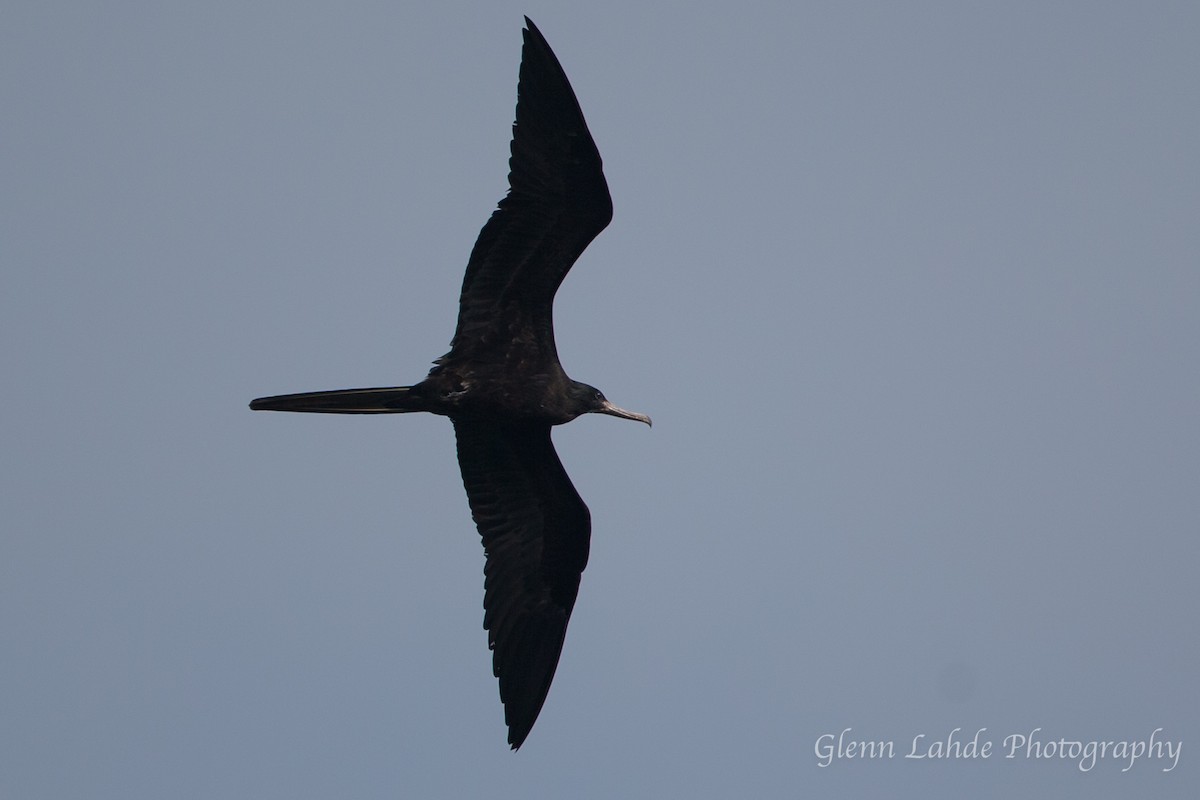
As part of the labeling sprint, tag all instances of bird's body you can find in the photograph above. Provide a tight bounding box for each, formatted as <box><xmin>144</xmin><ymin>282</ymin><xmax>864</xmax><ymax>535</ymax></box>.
<box><xmin>250</xmin><ymin>18</ymin><xmax>648</xmax><ymax>749</ymax></box>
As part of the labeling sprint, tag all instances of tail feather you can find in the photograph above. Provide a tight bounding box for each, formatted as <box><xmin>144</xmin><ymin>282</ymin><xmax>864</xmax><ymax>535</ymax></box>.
<box><xmin>249</xmin><ymin>386</ymin><xmax>424</xmax><ymax>414</ymax></box>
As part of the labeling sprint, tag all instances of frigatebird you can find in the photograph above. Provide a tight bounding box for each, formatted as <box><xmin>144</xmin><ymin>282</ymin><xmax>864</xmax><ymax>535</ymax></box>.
<box><xmin>250</xmin><ymin>18</ymin><xmax>649</xmax><ymax>749</ymax></box>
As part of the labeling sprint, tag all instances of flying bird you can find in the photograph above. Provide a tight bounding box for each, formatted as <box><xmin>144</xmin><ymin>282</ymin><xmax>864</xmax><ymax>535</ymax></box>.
<box><xmin>250</xmin><ymin>17</ymin><xmax>649</xmax><ymax>749</ymax></box>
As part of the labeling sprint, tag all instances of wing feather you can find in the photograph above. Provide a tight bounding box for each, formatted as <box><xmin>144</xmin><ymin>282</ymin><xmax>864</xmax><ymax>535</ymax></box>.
<box><xmin>448</xmin><ymin>18</ymin><xmax>612</xmax><ymax>364</ymax></box>
<box><xmin>452</xmin><ymin>419</ymin><xmax>591</xmax><ymax>749</ymax></box>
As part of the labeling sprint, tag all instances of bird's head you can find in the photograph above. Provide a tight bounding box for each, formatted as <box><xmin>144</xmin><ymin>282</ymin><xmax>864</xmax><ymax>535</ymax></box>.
<box><xmin>571</xmin><ymin>382</ymin><xmax>652</xmax><ymax>427</ymax></box>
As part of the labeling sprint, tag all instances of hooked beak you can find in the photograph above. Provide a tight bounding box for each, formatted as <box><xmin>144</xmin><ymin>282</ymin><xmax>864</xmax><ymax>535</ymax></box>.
<box><xmin>598</xmin><ymin>399</ymin><xmax>652</xmax><ymax>427</ymax></box>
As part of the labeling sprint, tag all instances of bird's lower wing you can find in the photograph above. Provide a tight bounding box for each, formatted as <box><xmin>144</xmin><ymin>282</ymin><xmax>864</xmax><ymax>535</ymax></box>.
<box><xmin>452</xmin><ymin>420</ymin><xmax>591</xmax><ymax>749</ymax></box>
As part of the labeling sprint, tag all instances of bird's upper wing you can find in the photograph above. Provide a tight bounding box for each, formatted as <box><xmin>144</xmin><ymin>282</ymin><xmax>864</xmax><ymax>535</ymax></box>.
<box><xmin>449</xmin><ymin>17</ymin><xmax>612</xmax><ymax>365</ymax></box>
<box><xmin>452</xmin><ymin>419</ymin><xmax>591</xmax><ymax>749</ymax></box>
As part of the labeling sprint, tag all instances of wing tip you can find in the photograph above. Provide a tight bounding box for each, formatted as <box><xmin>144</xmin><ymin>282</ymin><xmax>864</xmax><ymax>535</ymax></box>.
<box><xmin>508</xmin><ymin>725</ymin><xmax>531</xmax><ymax>750</ymax></box>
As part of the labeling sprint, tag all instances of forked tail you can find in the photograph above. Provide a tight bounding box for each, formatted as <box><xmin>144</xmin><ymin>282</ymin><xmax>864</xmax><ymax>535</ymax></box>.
<box><xmin>249</xmin><ymin>386</ymin><xmax>425</xmax><ymax>414</ymax></box>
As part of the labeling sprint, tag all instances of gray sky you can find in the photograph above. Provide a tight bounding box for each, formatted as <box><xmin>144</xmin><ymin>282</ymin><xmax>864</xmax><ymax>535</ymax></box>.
<box><xmin>3</xmin><ymin>2</ymin><xmax>1197</xmax><ymax>797</ymax></box>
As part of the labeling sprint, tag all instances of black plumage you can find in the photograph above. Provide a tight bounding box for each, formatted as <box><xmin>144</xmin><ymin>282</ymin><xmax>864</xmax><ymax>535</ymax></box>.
<box><xmin>250</xmin><ymin>18</ymin><xmax>649</xmax><ymax>749</ymax></box>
